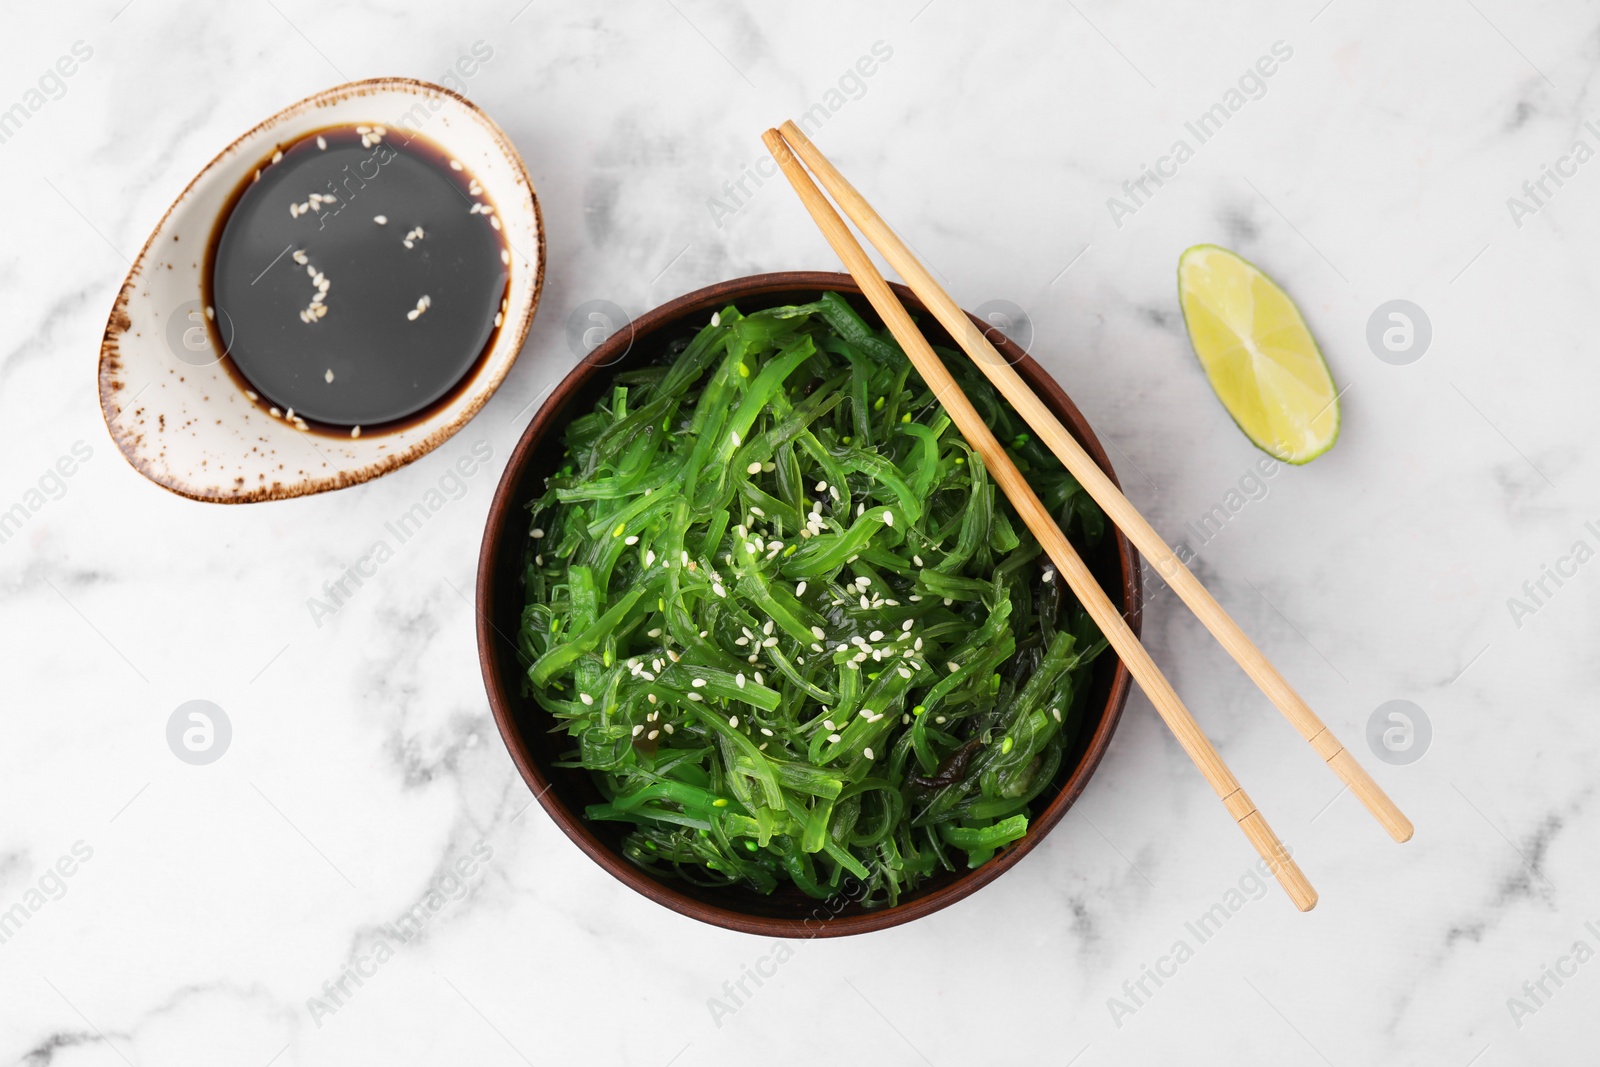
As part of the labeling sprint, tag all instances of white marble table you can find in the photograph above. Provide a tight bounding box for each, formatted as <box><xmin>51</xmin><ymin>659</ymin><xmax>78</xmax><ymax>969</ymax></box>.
<box><xmin>2</xmin><ymin>0</ymin><xmax>1594</xmax><ymax>1063</ymax></box>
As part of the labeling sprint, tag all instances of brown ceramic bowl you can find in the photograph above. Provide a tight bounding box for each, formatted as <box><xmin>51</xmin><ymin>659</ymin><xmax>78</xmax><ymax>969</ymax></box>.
<box><xmin>477</xmin><ymin>271</ymin><xmax>1140</xmax><ymax>937</ymax></box>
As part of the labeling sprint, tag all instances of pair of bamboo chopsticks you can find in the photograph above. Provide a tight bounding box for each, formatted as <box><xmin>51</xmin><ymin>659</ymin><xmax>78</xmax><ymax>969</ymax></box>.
<box><xmin>762</xmin><ymin>121</ymin><xmax>1413</xmax><ymax>911</ymax></box>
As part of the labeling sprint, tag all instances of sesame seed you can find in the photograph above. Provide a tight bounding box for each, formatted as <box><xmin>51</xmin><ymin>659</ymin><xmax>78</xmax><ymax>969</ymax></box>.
<box><xmin>728</xmin><ymin>715</ymin><xmax>739</xmax><ymax>728</ymax></box>
<box><xmin>625</xmin><ymin>535</ymin><xmax>639</xmax><ymax>545</ymax></box>
<box><xmin>374</xmin><ymin>215</ymin><xmax>388</xmax><ymax>225</ymax></box>
<box><xmin>687</xmin><ymin>692</ymin><xmax>703</xmax><ymax>702</ymax></box>
<box><xmin>750</xmin><ymin>506</ymin><xmax>766</xmax><ymax>518</ymax></box>
<box><xmin>760</xmin><ymin>727</ymin><xmax>773</xmax><ymax>736</ymax></box>
<box><xmin>869</xmin><ymin>630</ymin><xmax>884</xmax><ymax>642</ymax></box>
<box><xmin>711</xmin><ymin>311</ymin><xmax>722</xmax><ymax>327</ymax></box>
<box><xmin>828</xmin><ymin>733</ymin><xmax>842</xmax><ymax>744</ymax></box>
<box><xmin>1052</xmin><ymin>708</ymin><xmax>1063</xmax><ymax>722</ymax></box>
<box><xmin>913</xmin><ymin>555</ymin><xmax>923</xmax><ymax>567</ymax></box>
<box><xmin>713</xmin><ymin>583</ymin><xmax>727</xmax><ymax>598</ymax></box>
<box><xmin>663</xmin><ymin>723</ymin><xmax>673</xmax><ymax>733</ymax></box>
<box><xmin>810</xmin><ymin>625</ymin><xmax>826</xmax><ymax>640</ymax></box>
<box><xmin>691</xmin><ymin>678</ymin><xmax>708</xmax><ymax>689</ymax></box>
<box><xmin>735</xmin><ymin>637</ymin><xmax>749</xmax><ymax>646</ymax></box>
<box><xmin>902</xmin><ymin>619</ymin><xmax>914</xmax><ymax>631</ymax></box>
<box><xmin>796</xmin><ymin>581</ymin><xmax>808</xmax><ymax>597</ymax></box>
<box><xmin>648</xmin><ymin>693</ymin><xmax>657</xmax><ymax>704</ymax></box>
<box><xmin>898</xmin><ymin>667</ymin><xmax>912</xmax><ymax>679</ymax></box>
<box><xmin>746</xmin><ymin>461</ymin><xmax>762</xmax><ymax>475</ymax></box>
<box><xmin>909</xmin><ymin>594</ymin><xmax>922</xmax><ymax>602</ymax></box>
<box><xmin>863</xmin><ymin>747</ymin><xmax>875</xmax><ymax>760</ymax></box>
<box><xmin>647</xmin><ymin>628</ymin><xmax>662</xmax><ymax>638</ymax></box>
<box><xmin>666</xmin><ymin>650</ymin><xmax>680</xmax><ymax>662</ymax></box>
<box><xmin>449</xmin><ymin>159</ymin><xmax>463</xmax><ymax>170</ymax></box>
<box><xmin>811</xmin><ymin>643</ymin><xmax>824</xmax><ymax>652</ymax></box>
<box><xmin>762</xmin><ymin>637</ymin><xmax>777</xmax><ymax>647</ymax></box>
<box><xmin>914</xmin><ymin>637</ymin><xmax>923</xmax><ymax>651</ymax></box>
<box><xmin>948</xmin><ymin>661</ymin><xmax>960</xmax><ymax>673</ymax></box>
<box><xmin>860</xmin><ymin>595</ymin><xmax>871</xmax><ymax>610</ymax></box>
<box><xmin>316</xmin><ymin>136</ymin><xmax>327</xmax><ymax>150</ymax></box>
<box><xmin>830</xmin><ymin>485</ymin><xmax>842</xmax><ymax>502</ymax></box>
<box><xmin>936</xmin><ymin>715</ymin><xmax>947</xmax><ymax>724</ymax></box>
<box><xmin>815</xmin><ymin>481</ymin><xmax>828</xmax><ymax>492</ymax></box>
<box><xmin>736</xmin><ymin>673</ymin><xmax>746</xmax><ymax>688</ymax></box>
<box><xmin>645</xmin><ymin>550</ymin><xmax>656</xmax><ymax>566</ymax></box>
<box><xmin>883</xmin><ymin>510</ymin><xmax>894</xmax><ymax>526</ymax></box>
<box><xmin>731</xmin><ymin>430</ymin><xmax>741</xmax><ymax>446</ymax></box>
<box><xmin>579</xmin><ymin>693</ymin><xmax>594</xmax><ymax>706</ymax></box>
<box><xmin>531</xmin><ymin>528</ymin><xmax>545</xmax><ymax>538</ymax></box>
<box><xmin>632</xmin><ymin>725</ymin><xmax>644</xmax><ymax>736</ymax></box>
<box><xmin>647</xmin><ymin>730</ymin><xmax>660</xmax><ymax>740</ymax></box>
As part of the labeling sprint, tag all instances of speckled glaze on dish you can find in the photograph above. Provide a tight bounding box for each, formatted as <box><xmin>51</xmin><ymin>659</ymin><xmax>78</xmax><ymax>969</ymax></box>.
<box><xmin>477</xmin><ymin>272</ymin><xmax>1142</xmax><ymax>937</ymax></box>
<box><xmin>98</xmin><ymin>77</ymin><xmax>545</xmax><ymax>504</ymax></box>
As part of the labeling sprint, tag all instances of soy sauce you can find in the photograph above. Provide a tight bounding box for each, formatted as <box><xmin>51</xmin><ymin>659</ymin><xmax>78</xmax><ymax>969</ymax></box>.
<box><xmin>206</xmin><ymin>124</ymin><xmax>510</xmax><ymax>433</ymax></box>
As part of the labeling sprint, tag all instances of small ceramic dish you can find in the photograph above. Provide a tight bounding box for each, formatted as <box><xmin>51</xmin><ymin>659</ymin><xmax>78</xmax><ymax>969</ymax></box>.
<box><xmin>477</xmin><ymin>272</ymin><xmax>1141</xmax><ymax>937</ymax></box>
<box><xmin>98</xmin><ymin>77</ymin><xmax>544</xmax><ymax>503</ymax></box>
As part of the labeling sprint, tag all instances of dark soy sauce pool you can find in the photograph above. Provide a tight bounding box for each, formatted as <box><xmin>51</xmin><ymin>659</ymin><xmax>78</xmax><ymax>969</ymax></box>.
<box><xmin>207</xmin><ymin>124</ymin><xmax>509</xmax><ymax>433</ymax></box>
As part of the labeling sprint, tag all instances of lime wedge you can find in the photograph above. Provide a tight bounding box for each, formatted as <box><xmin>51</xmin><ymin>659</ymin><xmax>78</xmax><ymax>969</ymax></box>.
<box><xmin>1177</xmin><ymin>244</ymin><xmax>1340</xmax><ymax>464</ymax></box>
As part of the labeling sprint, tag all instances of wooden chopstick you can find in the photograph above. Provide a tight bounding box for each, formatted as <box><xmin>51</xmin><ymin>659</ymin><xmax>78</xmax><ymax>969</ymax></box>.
<box><xmin>762</xmin><ymin>128</ymin><xmax>1317</xmax><ymax>912</ymax></box>
<box><xmin>776</xmin><ymin>119</ymin><xmax>1413</xmax><ymax>847</ymax></box>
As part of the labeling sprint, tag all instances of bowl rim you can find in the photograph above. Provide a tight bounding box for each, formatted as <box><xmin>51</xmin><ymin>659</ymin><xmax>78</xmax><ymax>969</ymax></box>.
<box><xmin>97</xmin><ymin>75</ymin><xmax>547</xmax><ymax>504</ymax></box>
<box><xmin>477</xmin><ymin>270</ymin><xmax>1141</xmax><ymax>937</ymax></box>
